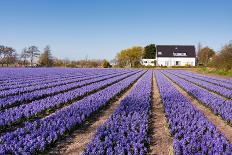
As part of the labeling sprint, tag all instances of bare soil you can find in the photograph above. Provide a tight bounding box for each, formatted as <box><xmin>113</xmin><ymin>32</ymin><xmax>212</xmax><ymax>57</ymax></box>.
<box><xmin>164</xmin><ymin>74</ymin><xmax>232</xmax><ymax>144</ymax></box>
<box><xmin>47</xmin><ymin>75</ymin><xmax>143</xmax><ymax>155</ymax></box>
<box><xmin>149</xmin><ymin>74</ymin><xmax>174</xmax><ymax>155</ymax></box>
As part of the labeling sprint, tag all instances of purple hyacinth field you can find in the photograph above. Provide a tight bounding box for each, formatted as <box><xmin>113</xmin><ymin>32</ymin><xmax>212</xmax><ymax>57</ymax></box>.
<box><xmin>0</xmin><ymin>68</ymin><xmax>232</xmax><ymax>155</ymax></box>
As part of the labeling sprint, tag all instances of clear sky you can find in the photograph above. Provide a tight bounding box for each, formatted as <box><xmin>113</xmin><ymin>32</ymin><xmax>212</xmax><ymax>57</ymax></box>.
<box><xmin>0</xmin><ymin>0</ymin><xmax>231</xmax><ymax>60</ymax></box>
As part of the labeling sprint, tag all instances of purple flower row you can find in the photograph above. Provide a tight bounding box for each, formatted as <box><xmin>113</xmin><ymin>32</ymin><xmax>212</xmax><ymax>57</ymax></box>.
<box><xmin>0</xmin><ymin>70</ymin><xmax>143</xmax><ymax>154</ymax></box>
<box><xmin>155</xmin><ymin>70</ymin><xmax>232</xmax><ymax>154</ymax></box>
<box><xmin>0</xmin><ymin>71</ymin><xmax>144</xmax><ymax>128</ymax></box>
<box><xmin>0</xmin><ymin>71</ymin><xmax>128</xmax><ymax>98</ymax></box>
<box><xmin>0</xmin><ymin>70</ymin><xmax>139</xmax><ymax>110</ymax></box>
<box><xmin>0</xmin><ymin>68</ymin><xmax>83</xmax><ymax>84</ymax></box>
<box><xmin>173</xmin><ymin>70</ymin><xmax>232</xmax><ymax>89</ymax></box>
<box><xmin>162</xmin><ymin>71</ymin><xmax>232</xmax><ymax>125</ymax></box>
<box><xmin>84</xmin><ymin>71</ymin><xmax>152</xmax><ymax>155</ymax></box>
<box><xmin>166</xmin><ymin>70</ymin><xmax>232</xmax><ymax>99</ymax></box>
<box><xmin>0</xmin><ymin>68</ymin><xmax>128</xmax><ymax>85</ymax></box>
<box><xmin>179</xmin><ymin>70</ymin><xmax>232</xmax><ymax>85</ymax></box>
<box><xmin>0</xmin><ymin>74</ymin><xmax>84</xmax><ymax>91</ymax></box>
<box><xmin>0</xmin><ymin>69</ymin><xmax>129</xmax><ymax>88</ymax></box>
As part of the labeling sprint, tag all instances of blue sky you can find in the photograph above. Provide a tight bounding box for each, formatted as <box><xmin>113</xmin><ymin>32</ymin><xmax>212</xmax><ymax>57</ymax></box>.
<box><xmin>0</xmin><ymin>0</ymin><xmax>231</xmax><ymax>60</ymax></box>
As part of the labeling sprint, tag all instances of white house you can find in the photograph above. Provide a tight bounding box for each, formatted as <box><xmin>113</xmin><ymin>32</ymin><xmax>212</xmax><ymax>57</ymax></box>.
<box><xmin>142</xmin><ymin>45</ymin><xmax>196</xmax><ymax>67</ymax></box>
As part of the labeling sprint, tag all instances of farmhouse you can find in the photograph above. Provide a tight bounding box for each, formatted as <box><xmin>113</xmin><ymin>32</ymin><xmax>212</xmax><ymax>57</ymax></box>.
<box><xmin>142</xmin><ymin>45</ymin><xmax>196</xmax><ymax>67</ymax></box>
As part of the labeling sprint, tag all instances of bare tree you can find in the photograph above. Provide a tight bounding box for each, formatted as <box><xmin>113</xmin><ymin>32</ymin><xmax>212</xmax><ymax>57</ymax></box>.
<box><xmin>4</xmin><ymin>47</ymin><xmax>16</xmax><ymax>66</ymax></box>
<box><xmin>197</xmin><ymin>42</ymin><xmax>202</xmax><ymax>55</ymax></box>
<box><xmin>26</xmin><ymin>46</ymin><xmax>40</xmax><ymax>66</ymax></box>
<box><xmin>20</xmin><ymin>48</ymin><xmax>29</xmax><ymax>66</ymax></box>
<box><xmin>196</xmin><ymin>42</ymin><xmax>202</xmax><ymax>65</ymax></box>
<box><xmin>0</xmin><ymin>45</ymin><xmax>4</xmax><ymax>66</ymax></box>
<box><xmin>0</xmin><ymin>46</ymin><xmax>17</xmax><ymax>67</ymax></box>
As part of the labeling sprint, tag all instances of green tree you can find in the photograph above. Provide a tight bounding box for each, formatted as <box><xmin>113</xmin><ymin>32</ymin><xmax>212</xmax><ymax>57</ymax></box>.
<box><xmin>143</xmin><ymin>44</ymin><xmax>156</xmax><ymax>59</ymax></box>
<box><xmin>116</xmin><ymin>46</ymin><xmax>143</xmax><ymax>68</ymax></box>
<box><xmin>220</xmin><ymin>43</ymin><xmax>232</xmax><ymax>70</ymax></box>
<box><xmin>102</xmin><ymin>60</ymin><xmax>111</xmax><ymax>68</ymax></box>
<box><xmin>39</xmin><ymin>46</ymin><xmax>53</xmax><ymax>67</ymax></box>
<box><xmin>210</xmin><ymin>43</ymin><xmax>232</xmax><ymax>70</ymax></box>
<box><xmin>198</xmin><ymin>47</ymin><xmax>215</xmax><ymax>66</ymax></box>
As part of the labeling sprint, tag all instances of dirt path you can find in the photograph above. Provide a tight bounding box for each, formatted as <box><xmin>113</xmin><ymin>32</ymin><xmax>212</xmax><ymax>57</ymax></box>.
<box><xmin>149</xmin><ymin>73</ymin><xmax>174</xmax><ymax>155</ymax></box>
<box><xmin>163</xmin><ymin>73</ymin><xmax>232</xmax><ymax>144</ymax></box>
<box><xmin>47</xmin><ymin>74</ymin><xmax>143</xmax><ymax>155</ymax></box>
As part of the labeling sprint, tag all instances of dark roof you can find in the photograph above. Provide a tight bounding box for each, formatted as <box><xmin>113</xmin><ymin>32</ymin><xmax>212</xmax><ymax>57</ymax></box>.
<box><xmin>156</xmin><ymin>45</ymin><xmax>196</xmax><ymax>58</ymax></box>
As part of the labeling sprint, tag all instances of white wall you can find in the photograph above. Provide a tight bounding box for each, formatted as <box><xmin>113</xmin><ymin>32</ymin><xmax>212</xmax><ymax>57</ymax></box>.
<box><xmin>157</xmin><ymin>57</ymin><xmax>195</xmax><ymax>66</ymax></box>
<box><xmin>141</xmin><ymin>59</ymin><xmax>156</xmax><ymax>66</ymax></box>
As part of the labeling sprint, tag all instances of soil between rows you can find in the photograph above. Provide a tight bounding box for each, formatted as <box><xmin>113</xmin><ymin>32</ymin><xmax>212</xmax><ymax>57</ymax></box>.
<box><xmin>149</xmin><ymin>73</ymin><xmax>174</xmax><ymax>155</ymax></box>
<box><xmin>47</xmin><ymin>71</ymin><xmax>145</xmax><ymax>155</ymax></box>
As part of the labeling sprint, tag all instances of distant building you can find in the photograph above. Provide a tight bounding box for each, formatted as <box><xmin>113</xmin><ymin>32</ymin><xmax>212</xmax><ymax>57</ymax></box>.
<box><xmin>141</xmin><ymin>45</ymin><xmax>196</xmax><ymax>67</ymax></box>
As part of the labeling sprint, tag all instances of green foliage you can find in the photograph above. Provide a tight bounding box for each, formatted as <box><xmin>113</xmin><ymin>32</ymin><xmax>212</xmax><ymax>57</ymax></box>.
<box><xmin>199</xmin><ymin>67</ymin><xmax>232</xmax><ymax>77</ymax></box>
<box><xmin>197</xmin><ymin>47</ymin><xmax>215</xmax><ymax>66</ymax></box>
<box><xmin>39</xmin><ymin>46</ymin><xmax>53</xmax><ymax>67</ymax></box>
<box><xmin>171</xmin><ymin>65</ymin><xmax>195</xmax><ymax>68</ymax></box>
<box><xmin>209</xmin><ymin>43</ymin><xmax>232</xmax><ymax>71</ymax></box>
<box><xmin>116</xmin><ymin>46</ymin><xmax>143</xmax><ymax>68</ymax></box>
<box><xmin>66</xmin><ymin>63</ymin><xmax>77</xmax><ymax>68</ymax></box>
<box><xmin>102</xmin><ymin>60</ymin><xmax>111</xmax><ymax>68</ymax></box>
<box><xmin>143</xmin><ymin>44</ymin><xmax>156</xmax><ymax>59</ymax></box>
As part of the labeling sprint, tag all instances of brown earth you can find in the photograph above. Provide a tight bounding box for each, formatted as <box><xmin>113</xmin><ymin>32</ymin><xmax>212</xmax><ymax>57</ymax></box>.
<box><xmin>149</xmin><ymin>73</ymin><xmax>174</xmax><ymax>155</ymax></box>
<box><xmin>47</xmin><ymin>74</ymin><xmax>143</xmax><ymax>155</ymax></box>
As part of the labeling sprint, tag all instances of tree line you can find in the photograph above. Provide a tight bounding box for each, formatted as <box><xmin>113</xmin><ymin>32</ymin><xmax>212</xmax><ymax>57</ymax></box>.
<box><xmin>0</xmin><ymin>45</ymin><xmax>53</xmax><ymax>67</ymax></box>
<box><xmin>116</xmin><ymin>44</ymin><xmax>156</xmax><ymax>68</ymax></box>
<box><xmin>0</xmin><ymin>45</ymin><xmax>112</xmax><ymax>68</ymax></box>
<box><xmin>1</xmin><ymin>41</ymin><xmax>231</xmax><ymax>70</ymax></box>
<box><xmin>197</xmin><ymin>42</ymin><xmax>232</xmax><ymax>71</ymax></box>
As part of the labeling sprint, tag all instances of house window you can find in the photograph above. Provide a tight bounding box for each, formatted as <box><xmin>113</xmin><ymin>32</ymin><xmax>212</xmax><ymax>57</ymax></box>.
<box><xmin>175</xmin><ymin>61</ymin><xmax>181</xmax><ymax>66</ymax></box>
<box><xmin>144</xmin><ymin>61</ymin><xmax>147</xmax><ymax>63</ymax></box>
<box><xmin>158</xmin><ymin>52</ymin><xmax>162</xmax><ymax>55</ymax></box>
<box><xmin>173</xmin><ymin>53</ymin><xmax>187</xmax><ymax>56</ymax></box>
